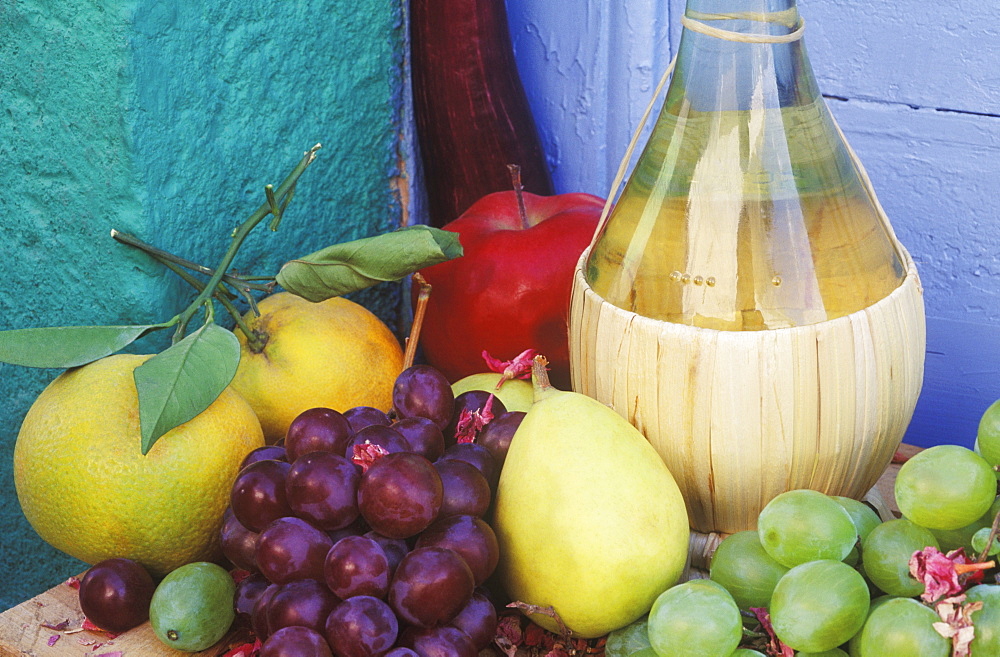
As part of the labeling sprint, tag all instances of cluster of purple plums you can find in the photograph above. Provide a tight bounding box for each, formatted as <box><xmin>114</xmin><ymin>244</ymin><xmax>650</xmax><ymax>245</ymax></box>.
<box><xmin>220</xmin><ymin>364</ymin><xmax>527</xmax><ymax>657</ymax></box>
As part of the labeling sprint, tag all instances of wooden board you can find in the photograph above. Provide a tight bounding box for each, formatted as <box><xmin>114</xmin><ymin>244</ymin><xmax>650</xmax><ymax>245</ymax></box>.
<box><xmin>0</xmin><ymin>445</ymin><xmax>922</xmax><ymax>656</ymax></box>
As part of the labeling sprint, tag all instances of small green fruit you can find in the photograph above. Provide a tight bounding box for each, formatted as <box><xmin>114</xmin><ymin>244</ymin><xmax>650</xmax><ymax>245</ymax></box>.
<box><xmin>451</xmin><ymin>372</ymin><xmax>533</xmax><ymax>412</ymax></box>
<box><xmin>149</xmin><ymin>562</ymin><xmax>235</xmax><ymax>651</ymax></box>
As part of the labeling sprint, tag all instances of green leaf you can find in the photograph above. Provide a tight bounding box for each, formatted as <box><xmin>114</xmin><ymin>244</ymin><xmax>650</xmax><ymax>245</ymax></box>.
<box><xmin>276</xmin><ymin>225</ymin><xmax>463</xmax><ymax>302</ymax></box>
<box><xmin>0</xmin><ymin>324</ymin><xmax>170</xmax><ymax>368</ymax></box>
<box><xmin>135</xmin><ymin>323</ymin><xmax>241</xmax><ymax>455</ymax></box>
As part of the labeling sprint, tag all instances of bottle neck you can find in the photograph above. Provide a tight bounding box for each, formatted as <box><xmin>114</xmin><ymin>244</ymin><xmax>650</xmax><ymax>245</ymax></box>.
<box><xmin>683</xmin><ymin>0</ymin><xmax>799</xmax><ymax>34</ymax></box>
<box><xmin>671</xmin><ymin>0</ymin><xmax>819</xmax><ymax>112</ymax></box>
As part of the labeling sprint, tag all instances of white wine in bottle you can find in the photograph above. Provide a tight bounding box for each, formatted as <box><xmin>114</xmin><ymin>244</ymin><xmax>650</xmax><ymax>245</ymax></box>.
<box><xmin>585</xmin><ymin>5</ymin><xmax>904</xmax><ymax>330</ymax></box>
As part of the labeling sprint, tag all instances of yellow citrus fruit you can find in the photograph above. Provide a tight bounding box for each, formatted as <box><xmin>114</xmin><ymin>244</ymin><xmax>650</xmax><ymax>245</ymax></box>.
<box><xmin>231</xmin><ymin>292</ymin><xmax>405</xmax><ymax>442</ymax></box>
<box><xmin>13</xmin><ymin>353</ymin><xmax>264</xmax><ymax>577</ymax></box>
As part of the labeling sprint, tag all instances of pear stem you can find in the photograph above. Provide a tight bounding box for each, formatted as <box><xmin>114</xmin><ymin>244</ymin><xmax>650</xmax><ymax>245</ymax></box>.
<box><xmin>507</xmin><ymin>164</ymin><xmax>530</xmax><ymax>230</ymax></box>
<box><xmin>531</xmin><ymin>354</ymin><xmax>554</xmax><ymax>401</ymax></box>
<box><xmin>505</xmin><ymin>601</ymin><xmax>572</xmax><ymax>642</ymax></box>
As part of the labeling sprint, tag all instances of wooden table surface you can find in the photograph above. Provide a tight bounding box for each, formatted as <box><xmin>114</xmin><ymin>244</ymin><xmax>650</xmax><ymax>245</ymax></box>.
<box><xmin>0</xmin><ymin>444</ymin><xmax>921</xmax><ymax>657</ymax></box>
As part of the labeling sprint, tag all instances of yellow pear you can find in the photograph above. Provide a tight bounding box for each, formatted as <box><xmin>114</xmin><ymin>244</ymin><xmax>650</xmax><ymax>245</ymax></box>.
<box><xmin>493</xmin><ymin>356</ymin><xmax>690</xmax><ymax>638</ymax></box>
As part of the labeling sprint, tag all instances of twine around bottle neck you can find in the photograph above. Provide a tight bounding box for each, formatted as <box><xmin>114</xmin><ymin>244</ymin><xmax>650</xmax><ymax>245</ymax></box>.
<box><xmin>680</xmin><ymin>9</ymin><xmax>805</xmax><ymax>44</ymax></box>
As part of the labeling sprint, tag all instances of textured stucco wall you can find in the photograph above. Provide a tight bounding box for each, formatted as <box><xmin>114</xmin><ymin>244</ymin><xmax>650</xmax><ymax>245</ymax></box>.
<box><xmin>507</xmin><ymin>0</ymin><xmax>1000</xmax><ymax>450</ymax></box>
<box><xmin>0</xmin><ymin>0</ymin><xmax>405</xmax><ymax>608</ymax></box>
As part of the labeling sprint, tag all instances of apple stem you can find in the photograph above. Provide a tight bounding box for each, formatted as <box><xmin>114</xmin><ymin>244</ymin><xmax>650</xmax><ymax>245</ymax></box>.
<box><xmin>403</xmin><ymin>272</ymin><xmax>432</xmax><ymax>370</ymax></box>
<box><xmin>507</xmin><ymin>164</ymin><xmax>530</xmax><ymax>230</ymax></box>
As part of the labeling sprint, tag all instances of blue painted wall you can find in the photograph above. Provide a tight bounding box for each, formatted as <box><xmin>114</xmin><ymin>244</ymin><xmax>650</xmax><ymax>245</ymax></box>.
<box><xmin>0</xmin><ymin>0</ymin><xmax>406</xmax><ymax>608</ymax></box>
<box><xmin>506</xmin><ymin>0</ymin><xmax>1000</xmax><ymax>450</ymax></box>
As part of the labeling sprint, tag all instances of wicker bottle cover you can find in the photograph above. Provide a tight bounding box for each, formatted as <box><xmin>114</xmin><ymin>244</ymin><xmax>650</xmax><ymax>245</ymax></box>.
<box><xmin>570</xmin><ymin>0</ymin><xmax>925</xmax><ymax>534</ymax></box>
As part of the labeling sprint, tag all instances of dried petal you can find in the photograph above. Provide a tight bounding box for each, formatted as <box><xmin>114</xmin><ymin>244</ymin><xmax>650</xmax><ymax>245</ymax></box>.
<box><xmin>223</xmin><ymin>640</ymin><xmax>262</xmax><ymax>657</ymax></box>
<box><xmin>524</xmin><ymin>623</ymin><xmax>548</xmax><ymax>647</ymax></box>
<box><xmin>47</xmin><ymin>635</ymin><xmax>60</xmax><ymax>647</ymax></box>
<box><xmin>40</xmin><ymin>620</ymin><xmax>71</xmax><ymax>631</ymax></box>
<box><xmin>95</xmin><ymin>652</ymin><xmax>123</xmax><ymax>657</ymax></box>
<box><xmin>351</xmin><ymin>442</ymin><xmax>389</xmax><ymax>472</ymax></box>
<box><xmin>80</xmin><ymin>617</ymin><xmax>119</xmax><ymax>639</ymax></box>
<box><xmin>65</xmin><ymin>576</ymin><xmax>81</xmax><ymax>590</ymax></box>
<box><xmin>494</xmin><ymin>615</ymin><xmax>524</xmax><ymax>657</ymax></box>
<box><xmin>483</xmin><ymin>349</ymin><xmax>538</xmax><ymax>385</ymax></box>
<box><xmin>933</xmin><ymin>595</ymin><xmax>983</xmax><ymax>657</ymax></box>
<box><xmin>749</xmin><ymin>608</ymin><xmax>795</xmax><ymax>657</ymax></box>
<box><xmin>454</xmin><ymin>395</ymin><xmax>496</xmax><ymax>444</ymax></box>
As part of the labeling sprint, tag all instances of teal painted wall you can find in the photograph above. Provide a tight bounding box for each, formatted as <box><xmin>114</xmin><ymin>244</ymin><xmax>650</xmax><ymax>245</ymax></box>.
<box><xmin>0</xmin><ymin>0</ymin><xmax>406</xmax><ymax>608</ymax></box>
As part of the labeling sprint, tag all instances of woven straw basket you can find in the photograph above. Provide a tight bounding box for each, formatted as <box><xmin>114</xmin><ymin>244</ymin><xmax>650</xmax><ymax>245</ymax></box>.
<box><xmin>568</xmin><ymin>246</ymin><xmax>925</xmax><ymax>535</ymax></box>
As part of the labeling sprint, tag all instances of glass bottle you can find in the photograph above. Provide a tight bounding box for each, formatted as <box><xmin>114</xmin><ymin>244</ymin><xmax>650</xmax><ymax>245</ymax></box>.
<box><xmin>585</xmin><ymin>0</ymin><xmax>905</xmax><ymax>331</ymax></box>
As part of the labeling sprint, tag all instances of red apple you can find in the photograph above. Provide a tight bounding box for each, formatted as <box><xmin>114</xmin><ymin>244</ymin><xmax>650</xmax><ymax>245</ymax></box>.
<box><xmin>415</xmin><ymin>185</ymin><xmax>604</xmax><ymax>389</ymax></box>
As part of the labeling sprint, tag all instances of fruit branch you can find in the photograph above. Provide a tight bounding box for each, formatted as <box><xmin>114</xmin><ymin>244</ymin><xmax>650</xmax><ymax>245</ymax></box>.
<box><xmin>172</xmin><ymin>143</ymin><xmax>320</xmax><ymax>343</ymax></box>
<box><xmin>110</xmin><ymin>230</ymin><xmax>272</xmax><ymax>294</ymax></box>
<box><xmin>975</xmin><ymin>509</ymin><xmax>1000</xmax><ymax>564</ymax></box>
<box><xmin>112</xmin><ymin>144</ymin><xmax>321</xmax><ymax>348</ymax></box>
<box><xmin>151</xmin><ymin>256</ymin><xmax>258</xmax><ymax>342</ymax></box>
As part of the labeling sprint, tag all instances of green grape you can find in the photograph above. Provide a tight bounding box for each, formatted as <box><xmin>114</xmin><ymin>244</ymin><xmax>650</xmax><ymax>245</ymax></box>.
<box><xmin>646</xmin><ymin>580</ymin><xmax>742</xmax><ymax>657</ymax></box>
<box><xmin>833</xmin><ymin>496</ymin><xmax>882</xmax><ymax>543</ymax></box>
<box><xmin>757</xmin><ymin>490</ymin><xmax>857</xmax><ymax>568</ymax></box>
<box><xmin>709</xmin><ymin>530</ymin><xmax>789</xmax><ymax>609</ymax></box>
<box><xmin>855</xmin><ymin>597</ymin><xmax>949</xmax><ymax>657</ymax></box>
<box><xmin>605</xmin><ymin>617</ymin><xmax>653</xmax><ymax>657</ymax></box>
<box><xmin>894</xmin><ymin>445</ymin><xmax>996</xmax><ymax>530</ymax></box>
<box><xmin>732</xmin><ymin>650</ymin><xmax>767</xmax><ymax>656</ymax></box>
<box><xmin>846</xmin><ymin>595</ymin><xmax>896</xmax><ymax>656</ymax></box>
<box><xmin>971</xmin><ymin>526</ymin><xmax>1000</xmax><ymax>556</ymax></box>
<box><xmin>930</xmin><ymin>494</ymin><xmax>999</xmax><ymax>551</ymax></box>
<box><xmin>795</xmin><ymin>649</ymin><xmax>848</xmax><ymax>657</ymax></box>
<box><xmin>965</xmin><ymin>584</ymin><xmax>1000</xmax><ymax>655</ymax></box>
<box><xmin>770</xmin><ymin>560</ymin><xmax>869</xmax><ymax>653</ymax></box>
<box><xmin>861</xmin><ymin>518</ymin><xmax>938</xmax><ymax>597</ymax></box>
<box><xmin>977</xmin><ymin>398</ymin><xmax>1000</xmax><ymax>469</ymax></box>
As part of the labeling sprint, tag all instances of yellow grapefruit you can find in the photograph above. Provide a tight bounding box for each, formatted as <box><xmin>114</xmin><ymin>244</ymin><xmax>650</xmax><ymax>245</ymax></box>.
<box><xmin>231</xmin><ymin>292</ymin><xmax>404</xmax><ymax>442</ymax></box>
<box><xmin>13</xmin><ymin>354</ymin><xmax>264</xmax><ymax>577</ymax></box>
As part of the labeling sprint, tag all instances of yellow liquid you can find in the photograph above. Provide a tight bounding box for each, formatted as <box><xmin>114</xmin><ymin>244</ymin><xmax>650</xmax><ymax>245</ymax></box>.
<box><xmin>586</xmin><ymin>100</ymin><xmax>905</xmax><ymax>330</ymax></box>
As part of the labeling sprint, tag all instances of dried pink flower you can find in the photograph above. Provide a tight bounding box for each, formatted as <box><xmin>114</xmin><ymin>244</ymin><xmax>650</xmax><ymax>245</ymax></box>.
<box><xmin>910</xmin><ymin>547</ymin><xmax>992</xmax><ymax>603</ymax></box>
<box><xmin>483</xmin><ymin>349</ymin><xmax>538</xmax><ymax>386</ymax></box>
